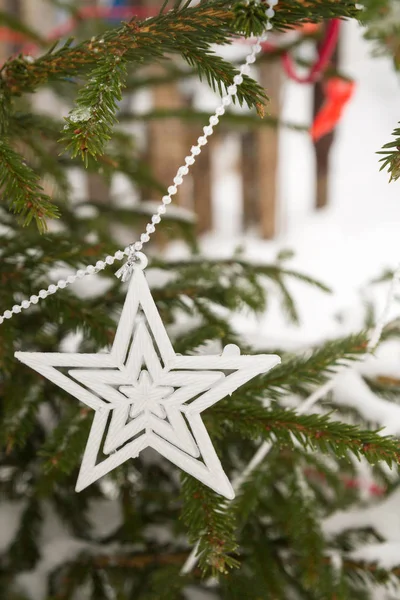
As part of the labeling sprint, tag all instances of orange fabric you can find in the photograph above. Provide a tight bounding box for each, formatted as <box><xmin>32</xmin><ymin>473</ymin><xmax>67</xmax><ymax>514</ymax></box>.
<box><xmin>311</xmin><ymin>77</ymin><xmax>356</xmax><ymax>141</ymax></box>
<box><xmin>299</xmin><ymin>23</ymin><xmax>320</xmax><ymax>35</ymax></box>
<box><xmin>0</xmin><ymin>28</ymin><xmax>27</xmax><ymax>43</ymax></box>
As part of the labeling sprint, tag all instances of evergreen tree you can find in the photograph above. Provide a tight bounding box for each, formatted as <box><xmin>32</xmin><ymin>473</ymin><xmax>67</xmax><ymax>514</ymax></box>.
<box><xmin>1</xmin><ymin>1</ymin><xmax>400</xmax><ymax>598</ymax></box>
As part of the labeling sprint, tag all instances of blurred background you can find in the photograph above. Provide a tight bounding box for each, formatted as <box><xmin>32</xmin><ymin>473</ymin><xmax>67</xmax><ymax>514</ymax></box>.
<box><xmin>2</xmin><ymin>2</ymin><xmax>400</xmax><ymax>598</ymax></box>
<box><xmin>3</xmin><ymin>0</ymin><xmax>399</xmax><ymax>345</ymax></box>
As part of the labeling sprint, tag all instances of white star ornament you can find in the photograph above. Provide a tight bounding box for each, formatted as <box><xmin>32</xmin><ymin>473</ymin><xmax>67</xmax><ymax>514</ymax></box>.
<box><xmin>15</xmin><ymin>263</ymin><xmax>280</xmax><ymax>499</ymax></box>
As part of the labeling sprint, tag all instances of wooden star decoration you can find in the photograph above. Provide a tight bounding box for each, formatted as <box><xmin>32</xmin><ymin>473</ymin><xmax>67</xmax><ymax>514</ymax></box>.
<box><xmin>15</xmin><ymin>265</ymin><xmax>280</xmax><ymax>499</ymax></box>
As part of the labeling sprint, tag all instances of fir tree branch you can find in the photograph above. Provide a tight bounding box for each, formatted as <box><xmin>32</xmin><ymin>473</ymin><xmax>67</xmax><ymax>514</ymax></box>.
<box><xmin>0</xmin><ymin>81</ymin><xmax>12</xmax><ymax>136</ymax></box>
<box><xmin>364</xmin><ymin>374</ymin><xmax>400</xmax><ymax>402</ymax></box>
<box><xmin>1</xmin><ymin>1</ymin><xmax>358</xmax><ymax>100</ymax></box>
<box><xmin>1</xmin><ymin>378</ymin><xmax>41</xmax><ymax>453</ymax></box>
<box><xmin>8</xmin><ymin>116</ymin><xmax>71</xmax><ymax>198</ymax></box>
<box><xmin>60</xmin><ymin>56</ymin><xmax>128</xmax><ymax>163</ymax></box>
<box><xmin>120</xmin><ymin>107</ymin><xmax>308</xmax><ymax>132</ymax></box>
<box><xmin>7</xmin><ymin>112</ymin><xmax>64</xmax><ymax>139</ymax></box>
<box><xmin>378</xmin><ymin>122</ymin><xmax>400</xmax><ymax>182</ymax></box>
<box><xmin>261</xmin><ymin>333</ymin><xmax>368</xmax><ymax>399</ymax></box>
<box><xmin>339</xmin><ymin>556</ymin><xmax>400</xmax><ymax>584</ymax></box>
<box><xmin>123</xmin><ymin>30</ymin><xmax>338</xmax><ymax>93</ymax></box>
<box><xmin>92</xmin><ymin>552</ymin><xmax>190</xmax><ymax>570</ymax></box>
<box><xmin>211</xmin><ymin>403</ymin><xmax>400</xmax><ymax>467</ymax></box>
<box><xmin>37</xmin><ymin>406</ymin><xmax>91</xmax><ymax>489</ymax></box>
<box><xmin>232</xmin><ymin>462</ymin><xmax>276</xmax><ymax>525</ymax></box>
<box><xmin>139</xmin><ymin>565</ymin><xmax>189</xmax><ymax>600</ymax></box>
<box><xmin>181</xmin><ymin>476</ymin><xmax>239</xmax><ymax>575</ymax></box>
<box><xmin>360</xmin><ymin>0</ymin><xmax>392</xmax><ymax>19</ymax></box>
<box><xmin>8</xmin><ymin>498</ymin><xmax>42</xmax><ymax>571</ymax></box>
<box><xmin>0</xmin><ymin>231</ymin><xmax>112</xmax><ymax>266</ymax></box>
<box><xmin>269</xmin><ymin>476</ymin><xmax>327</xmax><ymax>587</ymax></box>
<box><xmin>1</xmin><ymin>2</ymin><xmax>266</xmax><ymax>111</ymax></box>
<box><xmin>0</xmin><ymin>138</ymin><xmax>60</xmax><ymax>231</ymax></box>
<box><xmin>361</xmin><ymin>0</ymin><xmax>400</xmax><ymax>71</ymax></box>
<box><xmin>7</xmin><ymin>113</ymin><xmax>178</xmax><ymax>201</ymax></box>
<box><xmin>57</xmin><ymin>547</ymin><xmax>400</xmax><ymax>589</ymax></box>
<box><xmin>173</xmin><ymin>323</ymin><xmax>239</xmax><ymax>355</ymax></box>
<box><xmin>151</xmin><ymin>257</ymin><xmax>330</xmax><ymax>324</ymax></box>
<box><xmin>273</xmin><ymin>0</ymin><xmax>359</xmax><ymax>29</ymax></box>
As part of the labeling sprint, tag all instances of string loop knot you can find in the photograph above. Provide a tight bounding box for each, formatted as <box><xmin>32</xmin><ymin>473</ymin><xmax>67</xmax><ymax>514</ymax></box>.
<box><xmin>115</xmin><ymin>249</ymin><xmax>148</xmax><ymax>281</ymax></box>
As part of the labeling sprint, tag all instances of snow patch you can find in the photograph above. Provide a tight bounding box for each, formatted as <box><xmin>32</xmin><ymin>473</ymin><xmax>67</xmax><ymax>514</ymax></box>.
<box><xmin>333</xmin><ymin>370</ymin><xmax>400</xmax><ymax>435</ymax></box>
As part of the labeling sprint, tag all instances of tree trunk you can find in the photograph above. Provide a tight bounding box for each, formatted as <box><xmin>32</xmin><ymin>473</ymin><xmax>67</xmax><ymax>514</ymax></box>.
<box><xmin>256</xmin><ymin>59</ymin><xmax>281</xmax><ymax>239</ymax></box>
<box><xmin>313</xmin><ymin>26</ymin><xmax>340</xmax><ymax>209</ymax></box>
<box><xmin>242</xmin><ymin>131</ymin><xmax>259</xmax><ymax>230</ymax></box>
<box><xmin>146</xmin><ymin>74</ymin><xmax>190</xmax><ymax>207</ymax></box>
<box><xmin>192</xmin><ymin>131</ymin><xmax>213</xmax><ymax>235</ymax></box>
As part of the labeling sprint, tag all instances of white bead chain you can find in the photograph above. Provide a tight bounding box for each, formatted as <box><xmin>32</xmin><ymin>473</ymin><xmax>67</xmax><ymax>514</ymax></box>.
<box><xmin>0</xmin><ymin>8</ymin><xmax>274</xmax><ymax>325</ymax></box>
<box><xmin>0</xmin><ymin>248</ymin><xmax>131</xmax><ymax>324</ymax></box>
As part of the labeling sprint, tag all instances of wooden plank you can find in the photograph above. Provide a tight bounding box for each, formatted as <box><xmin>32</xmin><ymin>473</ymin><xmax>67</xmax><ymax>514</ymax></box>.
<box><xmin>146</xmin><ymin>76</ymin><xmax>190</xmax><ymax>207</ymax></box>
<box><xmin>192</xmin><ymin>131</ymin><xmax>213</xmax><ymax>234</ymax></box>
<box><xmin>19</xmin><ymin>0</ymin><xmax>54</xmax><ymax>36</ymax></box>
<box><xmin>87</xmin><ymin>0</ymin><xmax>111</xmax><ymax>207</ymax></box>
<box><xmin>87</xmin><ymin>173</ymin><xmax>111</xmax><ymax>206</ymax></box>
<box><xmin>242</xmin><ymin>131</ymin><xmax>259</xmax><ymax>229</ymax></box>
<box><xmin>256</xmin><ymin>59</ymin><xmax>281</xmax><ymax>239</ymax></box>
<box><xmin>313</xmin><ymin>81</ymin><xmax>332</xmax><ymax>209</ymax></box>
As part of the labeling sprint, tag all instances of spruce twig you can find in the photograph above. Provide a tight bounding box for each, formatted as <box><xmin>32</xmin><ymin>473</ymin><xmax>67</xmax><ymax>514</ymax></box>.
<box><xmin>378</xmin><ymin>122</ymin><xmax>400</xmax><ymax>182</ymax></box>
<box><xmin>1</xmin><ymin>2</ymin><xmax>266</xmax><ymax>110</ymax></box>
<box><xmin>181</xmin><ymin>476</ymin><xmax>239</xmax><ymax>575</ymax></box>
<box><xmin>211</xmin><ymin>403</ymin><xmax>400</xmax><ymax>467</ymax></box>
<box><xmin>0</xmin><ymin>138</ymin><xmax>59</xmax><ymax>231</ymax></box>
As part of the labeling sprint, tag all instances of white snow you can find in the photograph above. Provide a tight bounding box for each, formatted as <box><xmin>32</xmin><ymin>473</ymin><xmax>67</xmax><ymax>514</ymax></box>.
<box><xmin>88</xmin><ymin>498</ymin><xmax>122</xmax><ymax>538</ymax></box>
<box><xmin>0</xmin><ymin>501</ymin><xmax>25</xmax><ymax>552</ymax></box>
<box><xmin>324</xmin><ymin>488</ymin><xmax>400</xmax><ymax>541</ymax></box>
<box><xmin>351</xmin><ymin>542</ymin><xmax>400</xmax><ymax>570</ymax></box>
<box><xmin>323</xmin><ymin>489</ymin><xmax>400</xmax><ymax>581</ymax></box>
<box><xmin>333</xmin><ymin>370</ymin><xmax>400</xmax><ymax>435</ymax></box>
<box><xmin>16</xmin><ymin>538</ymin><xmax>90</xmax><ymax>600</ymax></box>
<box><xmin>15</xmin><ymin>504</ymin><xmax>93</xmax><ymax>600</ymax></box>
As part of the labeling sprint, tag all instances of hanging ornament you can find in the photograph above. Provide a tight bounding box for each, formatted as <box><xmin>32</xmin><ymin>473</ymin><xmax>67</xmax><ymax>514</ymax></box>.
<box><xmin>311</xmin><ymin>77</ymin><xmax>355</xmax><ymax>141</ymax></box>
<box><xmin>15</xmin><ymin>254</ymin><xmax>280</xmax><ymax>499</ymax></box>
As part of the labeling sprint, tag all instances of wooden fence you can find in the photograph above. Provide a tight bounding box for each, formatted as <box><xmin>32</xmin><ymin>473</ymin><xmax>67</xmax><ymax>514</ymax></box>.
<box><xmin>4</xmin><ymin>0</ymin><xmax>336</xmax><ymax>240</ymax></box>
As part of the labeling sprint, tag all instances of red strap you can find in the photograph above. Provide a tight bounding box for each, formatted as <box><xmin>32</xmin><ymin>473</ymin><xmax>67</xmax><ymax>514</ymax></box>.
<box><xmin>282</xmin><ymin>19</ymin><xmax>341</xmax><ymax>84</ymax></box>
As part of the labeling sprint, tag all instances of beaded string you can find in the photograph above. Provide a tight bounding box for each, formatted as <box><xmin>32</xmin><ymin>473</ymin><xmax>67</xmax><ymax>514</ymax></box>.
<box><xmin>0</xmin><ymin>1</ymin><xmax>278</xmax><ymax>325</ymax></box>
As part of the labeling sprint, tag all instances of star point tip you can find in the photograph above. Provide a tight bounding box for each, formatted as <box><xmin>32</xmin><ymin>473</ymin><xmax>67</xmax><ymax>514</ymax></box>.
<box><xmin>14</xmin><ymin>351</ymin><xmax>30</xmax><ymax>365</ymax></box>
<box><xmin>218</xmin><ymin>482</ymin><xmax>235</xmax><ymax>500</ymax></box>
<box><xmin>259</xmin><ymin>354</ymin><xmax>281</xmax><ymax>372</ymax></box>
<box><xmin>75</xmin><ymin>470</ymin><xmax>97</xmax><ymax>493</ymax></box>
<box><xmin>75</xmin><ymin>480</ymin><xmax>86</xmax><ymax>493</ymax></box>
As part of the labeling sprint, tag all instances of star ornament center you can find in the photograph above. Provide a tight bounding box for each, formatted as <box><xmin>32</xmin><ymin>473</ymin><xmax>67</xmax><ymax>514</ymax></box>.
<box><xmin>15</xmin><ymin>265</ymin><xmax>280</xmax><ymax>499</ymax></box>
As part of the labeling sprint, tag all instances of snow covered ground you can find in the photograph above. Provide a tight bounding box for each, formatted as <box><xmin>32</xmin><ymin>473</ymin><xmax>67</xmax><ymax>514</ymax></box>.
<box><xmin>193</xmin><ymin>20</ymin><xmax>400</xmax><ymax>349</ymax></box>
